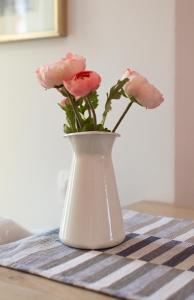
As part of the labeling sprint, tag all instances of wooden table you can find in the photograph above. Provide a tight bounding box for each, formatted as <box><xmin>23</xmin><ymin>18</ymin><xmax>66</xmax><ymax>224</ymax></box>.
<box><xmin>1</xmin><ymin>201</ymin><xmax>194</xmax><ymax>300</ymax></box>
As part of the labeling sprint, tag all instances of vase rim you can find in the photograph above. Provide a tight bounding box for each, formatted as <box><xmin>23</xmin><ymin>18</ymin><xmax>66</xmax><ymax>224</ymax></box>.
<box><xmin>64</xmin><ymin>131</ymin><xmax>120</xmax><ymax>138</ymax></box>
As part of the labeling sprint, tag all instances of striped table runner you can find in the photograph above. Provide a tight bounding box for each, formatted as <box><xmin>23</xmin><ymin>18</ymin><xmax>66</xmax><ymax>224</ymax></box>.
<box><xmin>1</xmin><ymin>210</ymin><xmax>194</xmax><ymax>300</ymax></box>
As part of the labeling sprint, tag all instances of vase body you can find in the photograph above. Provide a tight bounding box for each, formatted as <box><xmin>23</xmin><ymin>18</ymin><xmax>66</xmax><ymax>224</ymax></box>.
<box><xmin>59</xmin><ymin>132</ymin><xmax>125</xmax><ymax>249</ymax></box>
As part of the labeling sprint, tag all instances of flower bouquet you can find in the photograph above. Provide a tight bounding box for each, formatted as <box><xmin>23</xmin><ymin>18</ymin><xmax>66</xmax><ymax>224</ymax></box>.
<box><xmin>36</xmin><ymin>53</ymin><xmax>164</xmax><ymax>250</ymax></box>
<box><xmin>36</xmin><ymin>53</ymin><xmax>164</xmax><ymax>134</ymax></box>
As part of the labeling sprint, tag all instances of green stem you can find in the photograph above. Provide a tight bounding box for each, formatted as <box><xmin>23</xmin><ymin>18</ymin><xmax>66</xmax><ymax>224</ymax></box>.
<box><xmin>67</xmin><ymin>93</ymin><xmax>83</xmax><ymax>129</ymax></box>
<box><xmin>85</xmin><ymin>97</ymin><xmax>97</xmax><ymax>129</ymax></box>
<box><xmin>112</xmin><ymin>101</ymin><xmax>134</xmax><ymax>132</ymax></box>
<box><xmin>56</xmin><ymin>87</ymin><xmax>83</xmax><ymax>130</ymax></box>
<box><xmin>101</xmin><ymin>99</ymin><xmax>110</xmax><ymax>126</ymax></box>
<box><xmin>85</xmin><ymin>100</ymin><xmax>92</xmax><ymax>119</ymax></box>
<box><xmin>101</xmin><ymin>78</ymin><xmax>129</xmax><ymax>126</ymax></box>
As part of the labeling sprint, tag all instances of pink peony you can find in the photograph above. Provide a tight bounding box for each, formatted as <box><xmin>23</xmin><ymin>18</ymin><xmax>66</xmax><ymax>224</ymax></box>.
<box><xmin>36</xmin><ymin>53</ymin><xmax>86</xmax><ymax>89</ymax></box>
<box><xmin>122</xmin><ymin>68</ymin><xmax>164</xmax><ymax>109</ymax></box>
<box><xmin>63</xmin><ymin>71</ymin><xmax>101</xmax><ymax>97</ymax></box>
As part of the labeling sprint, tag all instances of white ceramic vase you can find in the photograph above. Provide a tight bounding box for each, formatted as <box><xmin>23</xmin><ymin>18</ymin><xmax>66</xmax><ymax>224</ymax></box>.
<box><xmin>59</xmin><ymin>131</ymin><xmax>125</xmax><ymax>249</ymax></box>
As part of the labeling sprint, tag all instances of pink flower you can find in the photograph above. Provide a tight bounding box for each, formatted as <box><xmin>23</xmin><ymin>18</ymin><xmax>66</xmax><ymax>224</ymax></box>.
<box><xmin>36</xmin><ymin>53</ymin><xmax>86</xmax><ymax>89</ymax></box>
<box><xmin>122</xmin><ymin>68</ymin><xmax>140</xmax><ymax>81</ymax></box>
<box><xmin>122</xmin><ymin>68</ymin><xmax>164</xmax><ymax>109</ymax></box>
<box><xmin>63</xmin><ymin>71</ymin><xmax>101</xmax><ymax>97</ymax></box>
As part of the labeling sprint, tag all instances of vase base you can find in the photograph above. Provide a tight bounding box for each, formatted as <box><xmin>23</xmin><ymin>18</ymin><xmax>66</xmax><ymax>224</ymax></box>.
<box><xmin>59</xmin><ymin>233</ymin><xmax>126</xmax><ymax>250</ymax></box>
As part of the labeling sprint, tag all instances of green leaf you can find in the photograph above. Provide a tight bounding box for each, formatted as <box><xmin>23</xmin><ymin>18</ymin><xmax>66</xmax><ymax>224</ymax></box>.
<box><xmin>88</xmin><ymin>91</ymin><xmax>99</xmax><ymax>109</ymax></box>
<box><xmin>121</xmin><ymin>88</ymin><xmax>128</xmax><ymax>98</ymax></box>
<box><xmin>80</xmin><ymin>117</ymin><xmax>95</xmax><ymax>131</ymax></box>
<box><xmin>101</xmin><ymin>78</ymin><xmax>129</xmax><ymax>126</ymax></box>
<box><xmin>96</xmin><ymin>124</ymin><xmax>111</xmax><ymax>132</ymax></box>
<box><xmin>63</xmin><ymin>124</ymin><xmax>73</xmax><ymax>134</ymax></box>
<box><xmin>76</xmin><ymin>92</ymin><xmax>99</xmax><ymax>119</ymax></box>
<box><xmin>77</xmin><ymin>99</ymin><xmax>86</xmax><ymax>115</ymax></box>
<box><xmin>102</xmin><ymin>100</ymin><xmax>112</xmax><ymax>125</ymax></box>
<box><xmin>59</xmin><ymin>102</ymin><xmax>77</xmax><ymax>132</ymax></box>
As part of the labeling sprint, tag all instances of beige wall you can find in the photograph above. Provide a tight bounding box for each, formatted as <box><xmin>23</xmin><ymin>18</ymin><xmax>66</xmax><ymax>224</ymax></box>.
<box><xmin>0</xmin><ymin>0</ymin><xmax>175</xmax><ymax>231</ymax></box>
<box><xmin>175</xmin><ymin>0</ymin><xmax>194</xmax><ymax>207</ymax></box>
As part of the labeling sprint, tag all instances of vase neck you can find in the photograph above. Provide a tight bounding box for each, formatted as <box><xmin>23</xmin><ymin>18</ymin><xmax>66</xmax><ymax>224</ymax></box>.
<box><xmin>67</xmin><ymin>134</ymin><xmax>118</xmax><ymax>155</ymax></box>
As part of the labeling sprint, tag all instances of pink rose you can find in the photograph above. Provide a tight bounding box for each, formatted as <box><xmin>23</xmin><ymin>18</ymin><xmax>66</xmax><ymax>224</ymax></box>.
<box><xmin>36</xmin><ymin>53</ymin><xmax>86</xmax><ymax>89</ymax></box>
<box><xmin>122</xmin><ymin>68</ymin><xmax>164</xmax><ymax>109</ymax></box>
<box><xmin>63</xmin><ymin>71</ymin><xmax>101</xmax><ymax>97</ymax></box>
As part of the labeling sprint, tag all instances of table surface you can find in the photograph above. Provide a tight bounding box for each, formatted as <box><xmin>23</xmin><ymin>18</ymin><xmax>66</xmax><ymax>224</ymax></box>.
<box><xmin>1</xmin><ymin>200</ymin><xmax>194</xmax><ymax>300</ymax></box>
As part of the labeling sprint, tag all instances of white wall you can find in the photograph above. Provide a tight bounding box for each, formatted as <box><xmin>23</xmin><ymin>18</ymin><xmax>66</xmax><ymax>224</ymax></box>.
<box><xmin>0</xmin><ymin>0</ymin><xmax>175</xmax><ymax>231</ymax></box>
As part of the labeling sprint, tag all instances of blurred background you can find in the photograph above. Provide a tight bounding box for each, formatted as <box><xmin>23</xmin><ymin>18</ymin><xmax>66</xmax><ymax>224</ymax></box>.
<box><xmin>0</xmin><ymin>0</ymin><xmax>193</xmax><ymax>231</ymax></box>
